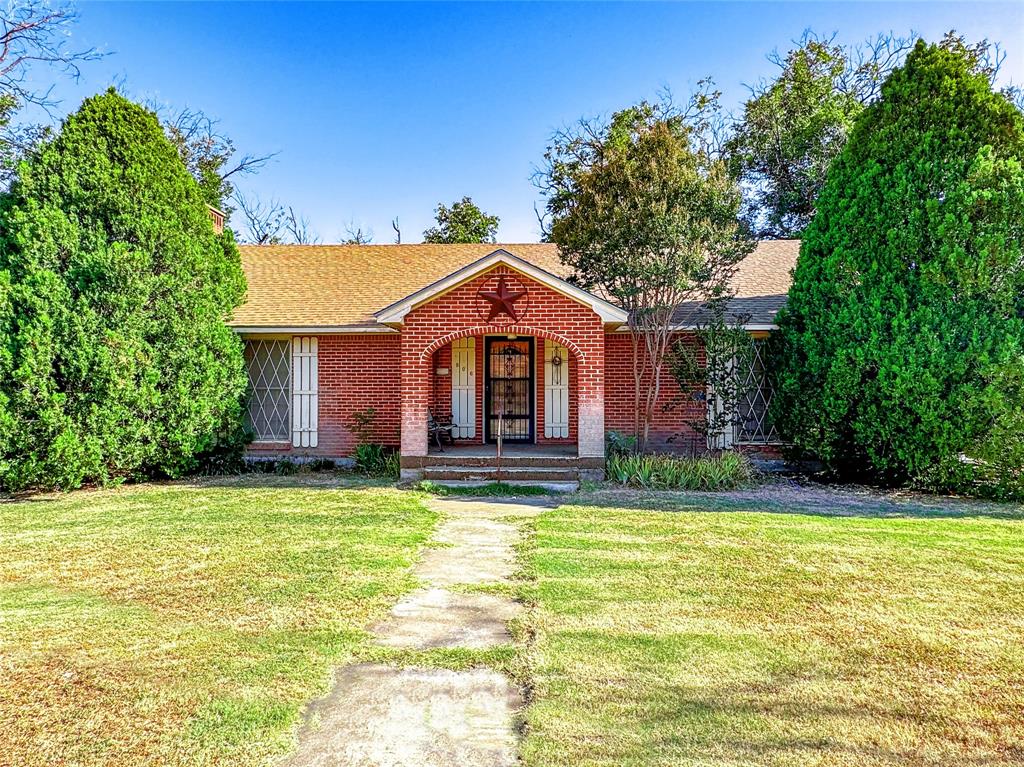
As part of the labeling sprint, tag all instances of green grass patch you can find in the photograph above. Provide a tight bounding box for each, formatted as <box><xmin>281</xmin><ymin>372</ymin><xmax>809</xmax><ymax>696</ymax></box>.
<box><xmin>0</xmin><ymin>480</ymin><xmax>437</xmax><ymax>766</ymax></box>
<box><xmin>520</xmin><ymin>497</ymin><xmax>1024</xmax><ymax>766</ymax></box>
<box><xmin>418</xmin><ymin>480</ymin><xmax>559</xmax><ymax>497</ymax></box>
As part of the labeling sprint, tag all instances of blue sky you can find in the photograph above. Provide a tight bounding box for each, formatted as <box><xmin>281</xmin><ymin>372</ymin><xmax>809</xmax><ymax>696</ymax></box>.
<box><xmin>38</xmin><ymin>2</ymin><xmax>1024</xmax><ymax>242</ymax></box>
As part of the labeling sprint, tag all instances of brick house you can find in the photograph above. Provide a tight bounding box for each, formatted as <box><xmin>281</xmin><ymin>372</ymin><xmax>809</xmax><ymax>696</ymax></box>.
<box><xmin>231</xmin><ymin>242</ymin><xmax>798</xmax><ymax>481</ymax></box>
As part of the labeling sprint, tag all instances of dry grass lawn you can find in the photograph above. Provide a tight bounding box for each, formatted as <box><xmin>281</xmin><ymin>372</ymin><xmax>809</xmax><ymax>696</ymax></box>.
<box><xmin>519</xmin><ymin>489</ymin><xmax>1024</xmax><ymax>766</ymax></box>
<box><xmin>0</xmin><ymin>479</ymin><xmax>437</xmax><ymax>767</ymax></box>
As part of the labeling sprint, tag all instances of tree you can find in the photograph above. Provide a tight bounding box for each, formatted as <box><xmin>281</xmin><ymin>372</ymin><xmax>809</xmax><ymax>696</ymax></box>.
<box><xmin>728</xmin><ymin>33</ymin><xmax>915</xmax><ymax>238</ymax></box>
<box><xmin>0</xmin><ymin>1</ymin><xmax>102</xmax><ymax>185</ymax></box>
<box><xmin>342</xmin><ymin>222</ymin><xmax>373</xmax><ymax>245</ymax></box>
<box><xmin>539</xmin><ymin>97</ymin><xmax>753</xmax><ymax>452</ymax></box>
<box><xmin>729</xmin><ymin>31</ymin><xmax>1018</xmax><ymax>239</ymax></box>
<box><xmin>422</xmin><ymin>196</ymin><xmax>499</xmax><ymax>243</ymax></box>
<box><xmin>159</xmin><ymin>105</ymin><xmax>275</xmax><ymax>212</ymax></box>
<box><xmin>771</xmin><ymin>40</ymin><xmax>1024</xmax><ymax>493</ymax></box>
<box><xmin>233</xmin><ymin>191</ymin><xmax>319</xmax><ymax>244</ymax></box>
<box><xmin>0</xmin><ymin>90</ymin><xmax>249</xmax><ymax>490</ymax></box>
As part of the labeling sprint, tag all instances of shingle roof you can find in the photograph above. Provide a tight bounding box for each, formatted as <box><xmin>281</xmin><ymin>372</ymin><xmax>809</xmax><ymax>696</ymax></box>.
<box><xmin>673</xmin><ymin>239</ymin><xmax>800</xmax><ymax>326</ymax></box>
<box><xmin>231</xmin><ymin>240</ymin><xmax>800</xmax><ymax>330</ymax></box>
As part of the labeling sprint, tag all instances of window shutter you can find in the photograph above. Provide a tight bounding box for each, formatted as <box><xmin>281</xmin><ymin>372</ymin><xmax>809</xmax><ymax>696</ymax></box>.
<box><xmin>451</xmin><ymin>337</ymin><xmax>476</xmax><ymax>439</ymax></box>
<box><xmin>544</xmin><ymin>340</ymin><xmax>569</xmax><ymax>438</ymax></box>
<box><xmin>291</xmin><ymin>337</ymin><xmax>318</xmax><ymax>448</ymax></box>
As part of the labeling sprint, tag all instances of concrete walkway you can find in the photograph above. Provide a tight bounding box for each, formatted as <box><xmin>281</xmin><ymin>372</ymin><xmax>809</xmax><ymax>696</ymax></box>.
<box><xmin>283</xmin><ymin>496</ymin><xmax>549</xmax><ymax>767</ymax></box>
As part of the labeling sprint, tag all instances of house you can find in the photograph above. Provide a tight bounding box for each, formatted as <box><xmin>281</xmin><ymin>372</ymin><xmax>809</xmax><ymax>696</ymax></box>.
<box><xmin>230</xmin><ymin>242</ymin><xmax>799</xmax><ymax>481</ymax></box>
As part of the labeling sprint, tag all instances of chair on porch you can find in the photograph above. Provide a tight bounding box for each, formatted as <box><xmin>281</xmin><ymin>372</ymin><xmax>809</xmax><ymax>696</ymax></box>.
<box><xmin>427</xmin><ymin>409</ymin><xmax>456</xmax><ymax>451</ymax></box>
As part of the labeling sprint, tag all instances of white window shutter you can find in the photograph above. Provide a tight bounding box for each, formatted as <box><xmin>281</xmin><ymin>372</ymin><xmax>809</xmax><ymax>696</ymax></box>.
<box><xmin>544</xmin><ymin>340</ymin><xmax>570</xmax><ymax>438</ymax></box>
<box><xmin>291</xmin><ymin>337</ymin><xmax>318</xmax><ymax>448</ymax></box>
<box><xmin>450</xmin><ymin>337</ymin><xmax>476</xmax><ymax>439</ymax></box>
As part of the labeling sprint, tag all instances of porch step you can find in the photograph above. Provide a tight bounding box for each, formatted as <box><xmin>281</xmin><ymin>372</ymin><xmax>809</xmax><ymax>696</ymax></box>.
<box><xmin>424</xmin><ymin>479</ymin><xmax>579</xmax><ymax>493</ymax></box>
<box><xmin>423</xmin><ymin>466</ymin><xmax>580</xmax><ymax>482</ymax></box>
<box><xmin>424</xmin><ymin>454</ymin><xmax>583</xmax><ymax>468</ymax></box>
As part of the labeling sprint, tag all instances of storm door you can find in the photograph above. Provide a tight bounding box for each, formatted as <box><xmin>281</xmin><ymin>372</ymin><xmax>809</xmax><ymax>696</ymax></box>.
<box><xmin>485</xmin><ymin>337</ymin><xmax>534</xmax><ymax>442</ymax></box>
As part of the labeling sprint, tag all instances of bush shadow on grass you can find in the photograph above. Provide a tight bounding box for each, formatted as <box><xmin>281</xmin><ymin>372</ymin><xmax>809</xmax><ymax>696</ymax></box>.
<box><xmin>567</xmin><ymin>479</ymin><xmax>1024</xmax><ymax>521</ymax></box>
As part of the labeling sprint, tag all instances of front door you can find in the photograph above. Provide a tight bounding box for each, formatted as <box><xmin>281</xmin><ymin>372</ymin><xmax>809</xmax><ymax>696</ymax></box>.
<box><xmin>485</xmin><ymin>337</ymin><xmax>534</xmax><ymax>443</ymax></box>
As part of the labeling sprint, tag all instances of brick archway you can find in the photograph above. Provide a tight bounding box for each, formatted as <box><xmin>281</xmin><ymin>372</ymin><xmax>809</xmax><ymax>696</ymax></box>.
<box><xmin>420</xmin><ymin>325</ymin><xmax>585</xmax><ymax>365</ymax></box>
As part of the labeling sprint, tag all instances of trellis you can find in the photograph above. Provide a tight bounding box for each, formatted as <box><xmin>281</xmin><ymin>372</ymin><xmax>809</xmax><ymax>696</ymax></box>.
<box><xmin>734</xmin><ymin>338</ymin><xmax>779</xmax><ymax>445</ymax></box>
<box><xmin>244</xmin><ymin>339</ymin><xmax>291</xmax><ymax>441</ymax></box>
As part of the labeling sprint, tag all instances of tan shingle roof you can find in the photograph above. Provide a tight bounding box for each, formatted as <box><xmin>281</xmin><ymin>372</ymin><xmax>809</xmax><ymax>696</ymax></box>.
<box><xmin>232</xmin><ymin>240</ymin><xmax>800</xmax><ymax>329</ymax></box>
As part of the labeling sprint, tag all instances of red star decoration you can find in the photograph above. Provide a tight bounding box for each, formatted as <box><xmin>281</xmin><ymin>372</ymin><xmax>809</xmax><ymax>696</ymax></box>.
<box><xmin>479</xmin><ymin>276</ymin><xmax>526</xmax><ymax>322</ymax></box>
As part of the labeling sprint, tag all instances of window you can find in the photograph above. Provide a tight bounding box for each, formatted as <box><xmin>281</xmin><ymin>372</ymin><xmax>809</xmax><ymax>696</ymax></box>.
<box><xmin>734</xmin><ymin>338</ymin><xmax>779</xmax><ymax>444</ymax></box>
<box><xmin>245</xmin><ymin>339</ymin><xmax>291</xmax><ymax>441</ymax></box>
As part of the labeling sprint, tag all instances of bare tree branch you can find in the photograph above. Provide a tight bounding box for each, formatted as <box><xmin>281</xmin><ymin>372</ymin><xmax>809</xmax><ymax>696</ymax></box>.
<box><xmin>285</xmin><ymin>205</ymin><xmax>320</xmax><ymax>244</ymax></box>
<box><xmin>0</xmin><ymin>1</ymin><xmax>104</xmax><ymax>112</ymax></box>
<box><xmin>341</xmin><ymin>221</ymin><xmax>373</xmax><ymax>245</ymax></box>
<box><xmin>154</xmin><ymin>103</ymin><xmax>277</xmax><ymax>210</ymax></box>
<box><xmin>233</xmin><ymin>191</ymin><xmax>286</xmax><ymax>245</ymax></box>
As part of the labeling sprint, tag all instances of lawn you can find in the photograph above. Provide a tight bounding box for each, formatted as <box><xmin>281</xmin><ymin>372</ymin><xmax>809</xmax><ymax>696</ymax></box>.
<box><xmin>0</xmin><ymin>479</ymin><xmax>437</xmax><ymax>767</ymax></box>
<box><xmin>3</xmin><ymin>478</ymin><xmax>1023</xmax><ymax>767</ymax></box>
<box><xmin>519</xmin><ymin>489</ymin><xmax>1024</xmax><ymax>766</ymax></box>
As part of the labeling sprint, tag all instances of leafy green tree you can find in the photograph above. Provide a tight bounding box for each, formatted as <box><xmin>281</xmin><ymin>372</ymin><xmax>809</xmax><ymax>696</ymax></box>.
<box><xmin>728</xmin><ymin>37</ymin><xmax>865</xmax><ymax>238</ymax></box>
<box><xmin>540</xmin><ymin>97</ymin><xmax>753</xmax><ymax>451</ymax></box>
<box><xmin>771</xmin><ymin>41</ymin><xmax>1024</xmax><ymax>494</ymax></box>
<box><xmin>730</xmin><ymin>32</ymin><xmax>1019</xmax><ymax>239</ymax></box>
<box><xmin>422</xmin><ymin>196</ymin><xmax>499</xmax><ymax>243</ymax></box>
<box><xmin>0</xmin><ymin>89</ymin><xmax>248</xmax><ymax>490</ymax></box>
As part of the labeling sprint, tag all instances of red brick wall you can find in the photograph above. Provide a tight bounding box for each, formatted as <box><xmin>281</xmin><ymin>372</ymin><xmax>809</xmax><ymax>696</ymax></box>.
<box><xmin>246</xmin><ymin>333</ymin><xmax>401</xmax><ymax>459</ymax></box>
<box><xmin>426</xmin><ymin>334</ymin><xmax>580</xmax><ymax>445</ymax></box>
<box><xmin>244</xmin><ymin>326</ymin><xmax>778</xmax><ymax>461</ymax></box>
<box><xmin>604</xmin><ymin>331</ymin><xmax>706</xmax><ymax>455</ymax></box>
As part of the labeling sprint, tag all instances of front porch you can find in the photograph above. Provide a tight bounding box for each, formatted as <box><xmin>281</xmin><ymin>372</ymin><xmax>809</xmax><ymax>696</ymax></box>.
<box><xmin>381</xmin><ymin>252</ymin><xmax>626</xmax><ymax>481</ymax></box>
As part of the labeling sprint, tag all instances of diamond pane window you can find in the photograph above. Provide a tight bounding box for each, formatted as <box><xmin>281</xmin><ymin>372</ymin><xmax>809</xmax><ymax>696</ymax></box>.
<box><xmin>735</xmin><ymin>338</ymin><xmax>780</xmax><ymax>444</ymax></box>
<box><xmin>245</xmin><ymin>340</ymin><xmax>291</xmax><ymax>441</ymax></box>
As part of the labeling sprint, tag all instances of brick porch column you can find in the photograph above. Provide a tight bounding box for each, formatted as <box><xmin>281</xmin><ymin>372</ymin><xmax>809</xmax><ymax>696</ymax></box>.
<box><xmin>399</xmin><ymin>335</ymin><xmax>430</xmax><ymax>481</ymax></box>
<box><xmin>576</xmin><ymin>332</ymin><xmax>606</xmax><ymax>480</ymax></box>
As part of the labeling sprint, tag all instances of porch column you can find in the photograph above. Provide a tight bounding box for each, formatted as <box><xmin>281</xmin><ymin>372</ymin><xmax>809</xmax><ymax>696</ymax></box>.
<box><xmin>576</xmin><ymin>332</ymin><xmax>606</xmax><ymax>480</ymax></box>
<box><xmin>399</xmin><ymin>337</ymin><xmax>430</xmax><ymax>481</ymax></box>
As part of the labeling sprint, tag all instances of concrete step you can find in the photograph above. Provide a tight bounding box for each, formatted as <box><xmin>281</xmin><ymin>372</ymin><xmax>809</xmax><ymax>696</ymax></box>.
<box><xmin>423</xmin><ymin>466</ymin><xmax>580</xmax><ymax>482</ymax></box>
<box><xmin>425</xmin><ymin>479</ymin><xmax>579</xmax><ymax>493</ymax></box>
<box><xmin>424</xmin><ymin>454</ymin><xmax>582</xmax><ymax>468</ymax></box>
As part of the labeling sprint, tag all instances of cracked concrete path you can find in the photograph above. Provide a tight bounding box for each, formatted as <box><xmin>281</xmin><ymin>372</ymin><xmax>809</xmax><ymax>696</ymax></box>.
<box><xmin>283</xmin><ymin>496</ymin><xmax>552</xmax><ymax>767</ymax></box>
<box><xmin>285</xmin><ymin>664</ymin><xmax>523</xmax><ymax>767</ymax></box>
<box><xmin>372</xmin><ymin>587</ymin><xmax>521</xmax><ymax>649</ymax></box>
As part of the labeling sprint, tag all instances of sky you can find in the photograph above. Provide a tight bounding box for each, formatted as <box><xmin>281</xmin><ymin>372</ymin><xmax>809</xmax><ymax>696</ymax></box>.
<box><xmin>33</xmin><ymin>1</ymin><xmax>1024</xmax><ymax>243</ymax></box>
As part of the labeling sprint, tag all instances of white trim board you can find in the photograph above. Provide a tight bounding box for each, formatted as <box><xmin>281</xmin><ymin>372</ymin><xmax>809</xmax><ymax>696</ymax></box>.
<box><xmin>613</xmin><ymin>323</ymin><xmax>778</xmax><ymax>332</ymax></box>
<box><xmin>233</xmin><ymin>325</ymin><xmax>398</xmax><ymax>335</ymax></box>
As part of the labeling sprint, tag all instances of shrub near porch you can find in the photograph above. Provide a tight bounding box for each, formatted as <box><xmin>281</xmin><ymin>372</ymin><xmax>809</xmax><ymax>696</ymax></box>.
<box><xmin>0</xmin><ymin>481</ymin><xmax>436</xmax><ymax>766</ymax></box>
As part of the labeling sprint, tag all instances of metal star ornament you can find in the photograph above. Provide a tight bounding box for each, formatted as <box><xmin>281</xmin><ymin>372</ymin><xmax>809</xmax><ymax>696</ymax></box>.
<box><xmin>479</xmin><ymin>276</ymin><xmax>526</xmax><ymax>322</ymax></box>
